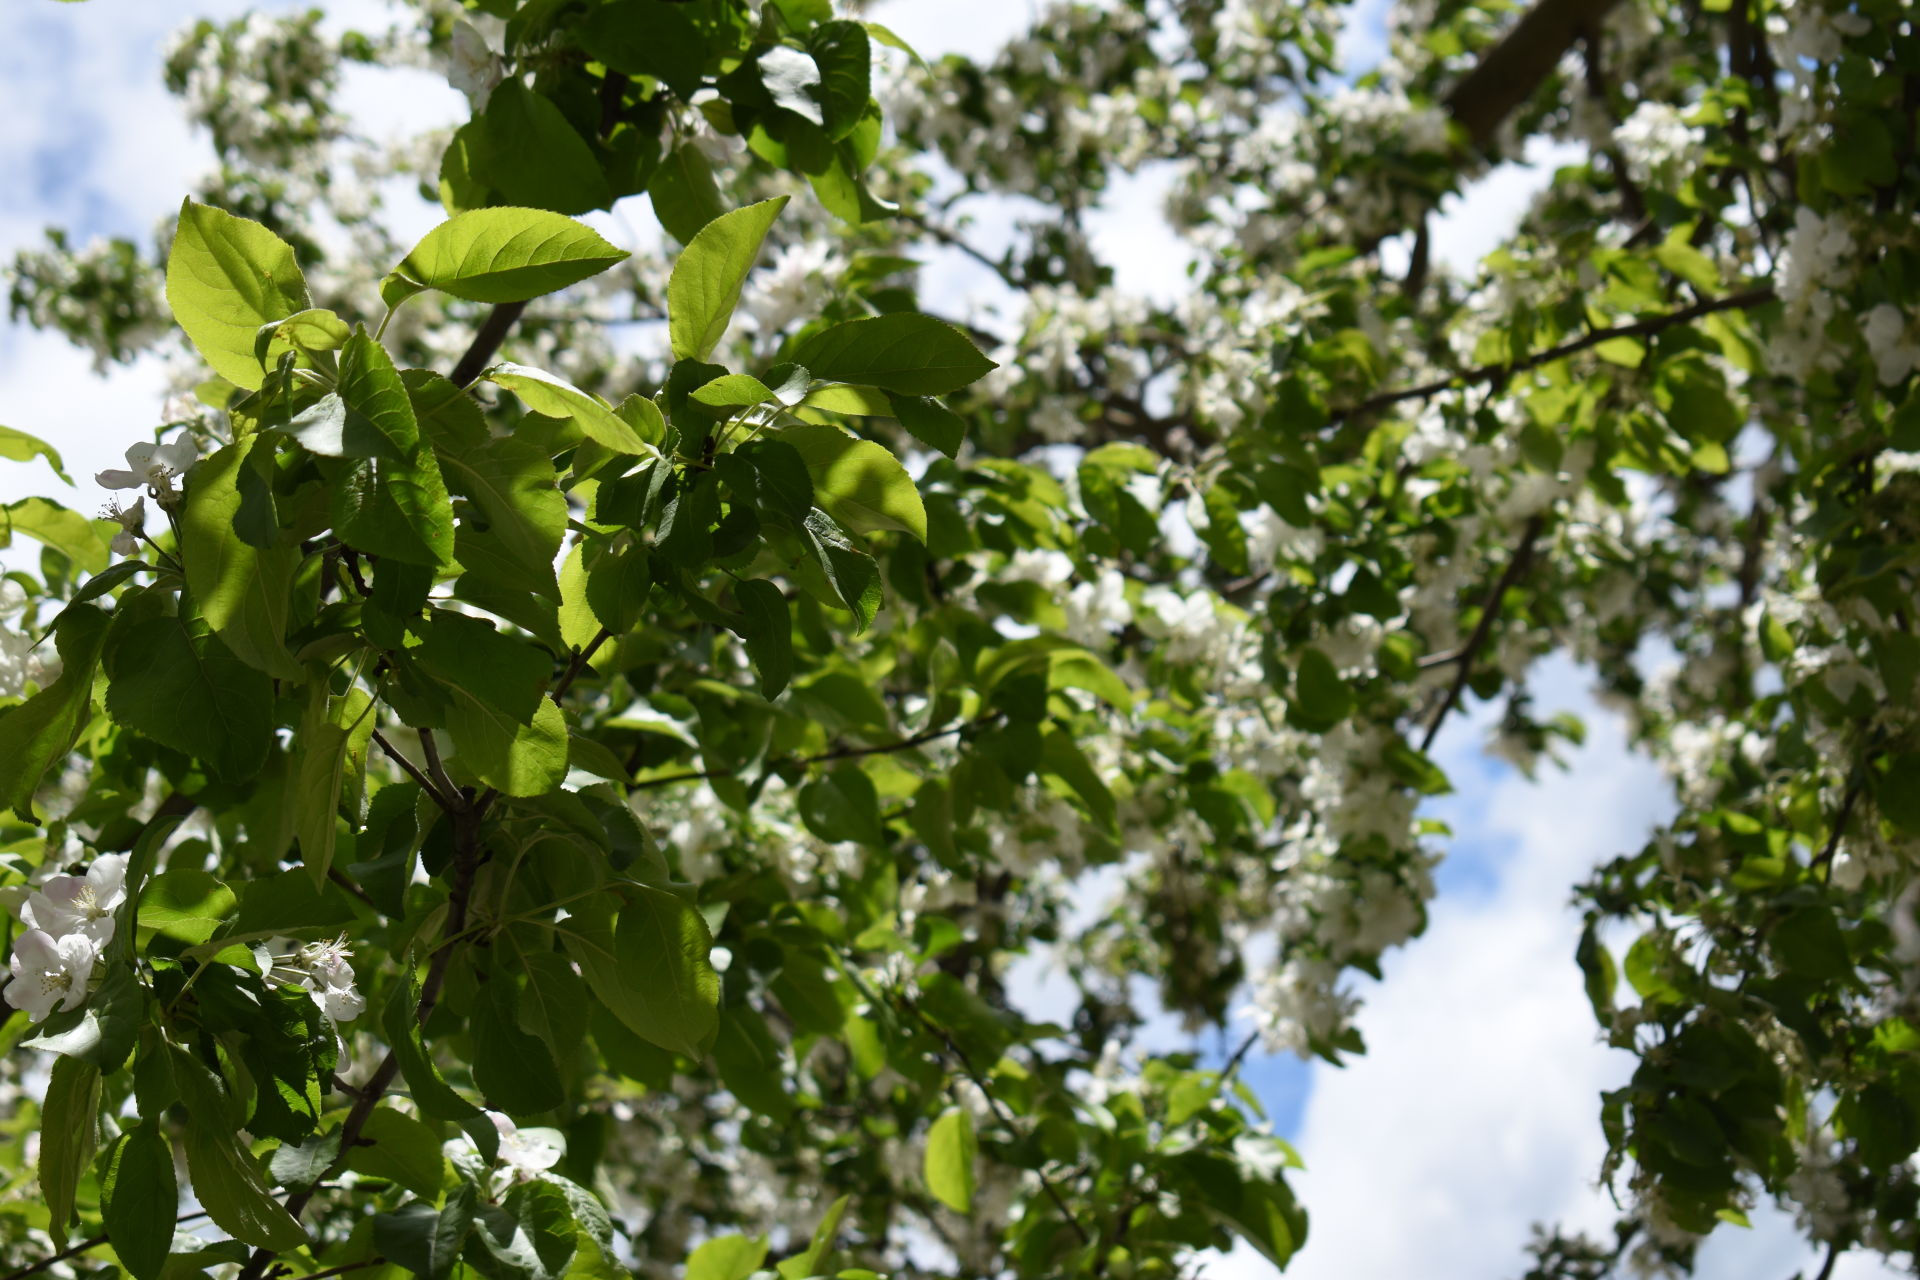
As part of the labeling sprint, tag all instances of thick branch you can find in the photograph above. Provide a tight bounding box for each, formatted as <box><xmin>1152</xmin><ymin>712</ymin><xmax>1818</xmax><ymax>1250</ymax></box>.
<box><xmin>448</xmin><ymin>300</ymin><xmax>528</xmax><ymax>388</ymax></box>
<box><xmin>1445</xmin><ymin>0</ymin><xmax>1629</xmax><ymax>147</ymax></box>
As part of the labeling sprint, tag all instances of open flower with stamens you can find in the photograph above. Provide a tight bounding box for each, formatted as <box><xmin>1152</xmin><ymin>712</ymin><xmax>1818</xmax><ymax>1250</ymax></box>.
<box><xmin>95</xmin><ymin>437</ymin><xmax>199</xmax><ymax>505</ymax></box>
<box><xmin>252</xmin><ymin>934</ymin><xmax>366</xmax><ymax>1022</ymax></box>
<box><xmin>103</xmin><ymin>496</ymin><xmax>146</xmax><ymax>557</ymax></box>
<box><xmin>5</xmin><ymin>928</ymin><xmax>98</xmax><ymax>1022</ymax></box>
<box><xmin>24</xmin><ymin>853</ymin><xmax>128</xmax><ymax>950</ymax></box>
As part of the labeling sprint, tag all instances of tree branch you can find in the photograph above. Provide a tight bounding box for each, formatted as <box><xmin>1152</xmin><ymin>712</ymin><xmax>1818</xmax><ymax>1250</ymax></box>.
<box><xmin>1445</xmin><ymin>0</ymin><xmax>1629</xmax><ymax>147</ymax></box>
<box><xmin>1420</xmin><ymin>515</ymin><xmax>1546</xmax><ymax>753</ymax></box>
<box><xmin>370</xmin><ymin>728</ymin><xmax>457</xmax><ymax>813</ymax></box>
<box><xmin>448</xmin><ymin>300</ymin><xmax>528</xmax><ymax>388</ymax></box>
<box><xmin>1</xmin><ymin>1212</ymin><xmax>210</xmax><ymax>1280</ymax></box>
<box><xmin>1331</xmin><ymin>289</ymin><xmax>1775</xmax><ymax>425</ymax></box>
<box><xmin>628</xmin><ymin>715</ymin><xmax>998</xmax><ymax>793</ymax></box>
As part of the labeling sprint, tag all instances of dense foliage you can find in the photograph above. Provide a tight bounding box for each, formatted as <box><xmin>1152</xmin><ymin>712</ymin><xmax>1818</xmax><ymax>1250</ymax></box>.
<box><xmin>1</xmin><ymin>0</ymin><xmax>1917</xmax><ymax>1277</ymax></box>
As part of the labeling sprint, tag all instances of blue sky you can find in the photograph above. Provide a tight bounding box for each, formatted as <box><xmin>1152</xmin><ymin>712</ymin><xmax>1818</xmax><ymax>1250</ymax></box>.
<box><xmin>0</xmin><ymin>2</ymin><xmax>1893</xmax><ymax>1277</ymax></box>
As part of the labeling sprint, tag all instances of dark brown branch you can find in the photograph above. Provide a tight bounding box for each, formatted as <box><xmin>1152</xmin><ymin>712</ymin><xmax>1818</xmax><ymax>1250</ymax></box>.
<box><xmin>628</xmin><ymin>715</ymin><xmax>997</xmax><ymax>793</ymax></box>
<box><xmin>553</xmin><ymin>627</ymin><xmax>612</xmax><ymax>702</ymax></box>
<box><xmin>1812</xmin><ymin>772</ymin><xmax>1866</xmax><ymax>879</ymax></box>
<box><xmin>416</xmin><ymin>728</ymin><xmax>464</xmax><ymax>814</ymax></box>
<box><xmin>906</xmin><ymin>212</ymin><xmax>1023</xmax><ymax>290</ymax></box>
<box><xmin>1420</xmin><ymin>515</ymin><xmax>1546</xmax><ymax>754</ymax></box>
<box><xmin>1331</xmin><ymin>289</ymin><xmax>1775</xmax><ymax>425</ymax></box>
<box><xmin>448</xmin><ymin>300</ymin><xmax>528</xmax><ymax>388</ymax></box>
<box><xmin>1</xmin><ymin>1213</ymin><xmax>210</xmax><ymax>1280</ymax></box>
<box><xmin>370</xmin><ymin>729</ymin><xmax>457</xmax><ymax>813</ymax></box>
<box><xmin>1445</xmin><ymin>0</ymin><xmax>1629</xmax><ymax>147</ymax></box>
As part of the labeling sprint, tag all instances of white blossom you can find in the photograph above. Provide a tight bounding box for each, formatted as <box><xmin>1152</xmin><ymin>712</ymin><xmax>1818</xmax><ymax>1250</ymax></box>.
<box><xmin>5</xmin><ymin>929</ymin><xmax>98</xmax><ymax>1023</ymax></box>
<box><xmin>96</xmin><ymin>437</ymin><xmax>200</xmax><ymax>505</ymax></box>
<box><xmin>24</xmin><ymin>853</ymin><xmax>128</xmax><ymax>951</ymax></box>
<box><xmin>254</xmin><ymin>934</ymin><xmax>366</xmax><ymax>1022</ymax></box>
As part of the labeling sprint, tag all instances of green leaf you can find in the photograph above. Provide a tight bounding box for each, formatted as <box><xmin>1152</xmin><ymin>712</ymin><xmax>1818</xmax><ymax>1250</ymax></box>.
<box><xmin>801</xmin><ymin>510</ymin><xmax>882</xmax><ymax>631</ymax></box>
<box><xmin>269</xmin><ymin>1132</ymin><xmax>341</xmax><ymax>1192</ymax></box>
<box><xmin>485</xmin><ymin>363</ymin><xmax>657</xmax><ymax>456</ymax></box>
<box><xmin>733</xmin><ymin>578</ymin><xmax>792</xmax><ymax>698</ymax></box>
<box><xmin>375</xmin><ymin>1182</ymin><xmax>477</xmax><ymax>1280</ymax></box>
<box><xmin>611</xmin><ymin>884</ymin><xmax>720</xmax><ymax>1058</ymax></box>
<box><xmin>778</xmin><ymin>424</ymin><xmax>926</xmax><ymax>542</ymax></box>
<box><xmin>799</xmin><ymin>767</ymin><xmax>886</xmax><ymax>845</ymax></box>
<box><xmin>760</xmin><ymin>45</ymin><xmax>824</xmax><ymax>125</ymax></box>
<box><xmin>383</xmin><ymin>975</ymin><xmax>482</xmax><ymax>1122</ymax></box>
<box><xmin>924</xmin><ymin>1107</ymin><xmax>977</xmax><ymax>1213</ymax></box>
<box><xmin>105</xmin><ymin>610</ymin><xmax>274</xmax><ymax>781</ymax></box>
<box><xmin>39</xmin><ymin>1056</ymin><xmax>101</xmax><ymax>1249</ymax></box>
<box><xmin>809</xmin><ymin>22</ymin><xmax>872</xmax><ymax>139</ymax></box>
<box><xmin>886</xmin><ymin>393</ymin><xmax>965</xmax><ymax>457</ymax></box>
<box><xmin>180</xmin><ymin>436</ymin><xmax>301</xmax><ymax>679</ymax></box>
<box><xmin>330</xmin><ymin>441</ymin><xmax>457</xmax><ymax>569</ymax></box>
<box><xmin>3</xmin><ymin>497</ymin><xmax>113</xmax><ymax>574</ymax></box>
<box><xmin>0</xmin><ymin>602</ymin><xmax>110</xmax><ymax>820</ymax></box>
<box><xmin>294</xmin><ymin>329</ymin><xmax>422</xmax><ymax>460</ymax></box>
<box><xmin>0</xmin><ymin>424</ymin><xmax>72</xmax><ymax>484</ymax></box>
<box><xmin>293</xmin><ymin>682</ymin><xmax>373</xmax><ymax>889</ymax></box>
<box><xmin>472</xmin><ymin>80</ymin><xmax>612</xmax><ymax>215</ymax></box>
<box><xmin>1288</xmin><ymin>647</ymin><xmax>1353</xmax><ymax>732</ymax></box>
<box><xmin>864</xmin><ymin>21</ymin><xmax>927</xmax><ymax>69</ymax></box>
<box><xmin>776</xmin><ymin>1195</ymin><xmax>849</xmax><ymax>1280</ymax></box>
<box><xmin>976</xmin><ymin>637</ymin><xmax>1133</xmax><ymax>713</ymax></box>
<box><xmin>416</xmin><ymin>610</ymin><xmax>550</xmax><ymax>723</ymax></box>
<box><xmin>473</xmin><ymin>974</ymin><xmax>567</xmax><ymax>1115</ymax></box>
<box><xmin>518</xmin><ymin>950</ymin><xmax>590</xmax><ymax>1067</ymax></box>
<box><xmin>1576</xmin><ymin>920</ymin><xmax>1618</xmax><ymax>1023</ymax></box>
<box><xmin>575</xmin><ymin>0</ymin><xmax>707</xmax><ymax>97</ymax></box>
<box><xmin>346</xmin><ymin>1107</ymin><xmax>448</xmax><ymax>1199</ymax></box>
<box><xmin>687</xmin><ymin>1234</ymin><xmax>769</xmax><ymax>1280</ymax></box>
<box><xmin>22</xmin><ymin>967</ymin><xmax>143</xmax><ymax>1069</ymax></box>
<box><xmin>410</xmin><ymin>371</ymin><xmax>565</xmax><ymax>601</ymax></box>
<box><xmin>101</xmin><ymin>1122</ymin><xmax>176</xmax><ymax>1280</ymax></box>
<box><xmin>226</xmin><ymin>867</ymin><xmax>359</xmax><ymax>941</ymax></box>
<box><xmin>386</xmin><ymin>207</ymin><xmax>629</xmax><ymax>305</ymax></box>
<box><xmin>170</xmin><ymin>1047</ymin><xmax>309</xmax><ymax>1250</ymax></box>
<box><xmin>669</xmin><ymin>197</ymin><xmax>789</xmax><ymax>361</ymax></box>
<box><xmin>445</xmin><ymin>690</ymin><xmax>569</xmax><ymax>797</ymax></box>
<box><xmin>166</xmin><ymin>198</ymin><xmax>312</xmax><ymax>389</ymax></box>
<box><xmin>791</xmin><ymin>313</ymin><xmax>996</xmax><ymax>396</ymax></box>
<box><xmin>253</xmin><ymin>307</ymin><xmax>350</xmax><ymax>366</ymax></box>
<box><xmin>650</xmin><ymin>143</ymin><xmax>727</xmax><ymax>245</ymax></box>
<box><xmin>138</xmin><ymin>867</ymin><xmax>237</xmax><ymax>945</ymax></box>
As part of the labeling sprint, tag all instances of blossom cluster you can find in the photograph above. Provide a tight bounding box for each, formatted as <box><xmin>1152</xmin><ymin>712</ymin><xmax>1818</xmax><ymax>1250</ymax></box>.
<box><xmin>2</xmin><ymin>854</ymin><xmax>127</xmax><ymax>1023</ymax></box>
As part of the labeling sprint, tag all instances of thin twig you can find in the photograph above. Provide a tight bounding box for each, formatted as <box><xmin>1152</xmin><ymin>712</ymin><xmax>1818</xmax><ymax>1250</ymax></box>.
<box><xmin>1</xmin><ymin>1212</ymin><xmax>210</xmax><ymax>1280</ymax></box>
<box><xmin>279</xmin><ymin>1256</ymin><xmax>386</xmax><ymax>1280</ymax></box>
<box><xmin>1419</xmin><ymin>515</ymin><xmax>1546</xmax><ymax>754</ymax></box>
<box><xmin>628</xmin><ymin>715</ymin><xmax>996</xmax><ymax>793</ymax></box>
<box><xmin>905</xmin><ymin>212</ymin><xmax>1023</xmax><ymax>289</ymax></box>
<box><xmin>909</xmin><ymin>1000</ymin><xmax>1096</xmax><ymax>1247</ymax></box>
<box><xmin>1812</xmin><ymin>772</ymin><xmax>1866</xmax><ymax>880</ymax></box>
<box><xmin>1329</xmin><ymin>289</ymin><xmax>1775</xmax><ymax>425</ymax></box>
<box><xmin>553</xmin><ymin>627</ymin><xmax>612</xmax><ymax>702</ymax></box>
<box><xmin>416</xmin><ymin>728</ymin><xmax>464</xmax><ymax>813</ymax></box>
<box><xmin>370</xmin><ymin>729</ymin><xmax>456</xmax><ymax>813</ymax></box>
<box><xmin>327</xmin><ymin>868</ymin><xmax>377</xmax><ymax>910</ymax></box>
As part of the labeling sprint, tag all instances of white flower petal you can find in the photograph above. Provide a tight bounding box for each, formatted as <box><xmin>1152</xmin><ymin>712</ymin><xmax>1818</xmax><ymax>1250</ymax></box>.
<box><xmin>96</xmin><ymin>469</ymin><xmax>143</xmax><ymax>490</ymax></box>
